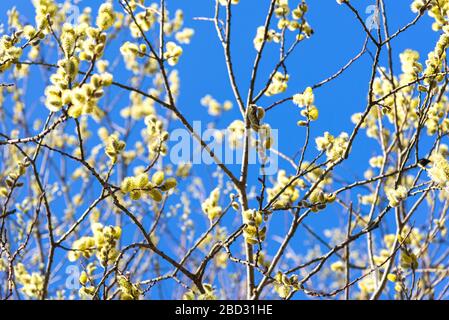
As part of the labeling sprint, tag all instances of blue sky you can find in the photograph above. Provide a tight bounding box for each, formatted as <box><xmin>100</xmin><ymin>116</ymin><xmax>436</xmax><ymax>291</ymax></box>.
<box><xmin>0</xmin><ymin>0</ymin><xmax>442</xmax><ymax>299</ymax></box>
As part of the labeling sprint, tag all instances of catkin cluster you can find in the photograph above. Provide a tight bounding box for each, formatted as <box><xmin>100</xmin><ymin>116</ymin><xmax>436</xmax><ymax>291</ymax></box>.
<box><xmin>121</xmin><ymin>170</ymin><xmax>177</xmax><ymax>201</ymax></box>
<box><xmin>293</xmin><ymin>87</ymin><xmax>319</xmax><ymax>124</ymax></box>
<box><xmin>68</xmin><ymin>223</ymin><xmax>122</xmax><ymax>267</ymax></box>
<box><xmin>202</xmin><ymin>187</ymin><xmax>222</xmax><ymax>221</ymax></box>
<box><xmin>242</xmin><ymin>209</ymin><xmax>267</xmax><ymax>244</ymax></box>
